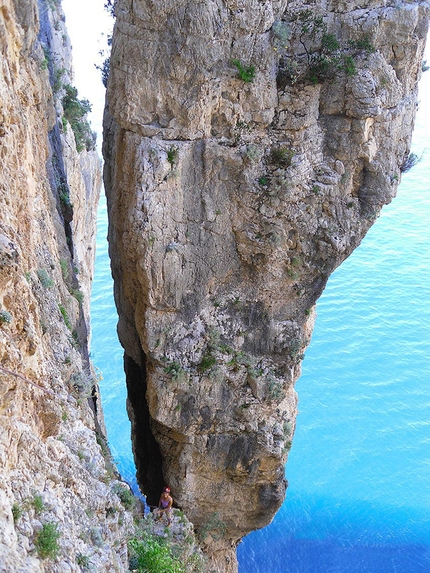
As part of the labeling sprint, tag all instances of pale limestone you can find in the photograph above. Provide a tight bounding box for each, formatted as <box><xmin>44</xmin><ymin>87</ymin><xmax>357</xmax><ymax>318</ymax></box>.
<box><xmin>0</xmin><ymin>1</ymin><xmax>134</xmax><ymax>571</ymax></box>
<box><xmin>104</xmin><ymin>1</ymin><xmax>429</xmax><ymax>571</ymax></box>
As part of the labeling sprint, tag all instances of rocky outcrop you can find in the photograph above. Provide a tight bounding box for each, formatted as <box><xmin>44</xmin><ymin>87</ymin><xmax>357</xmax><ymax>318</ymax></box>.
<box><xmin>104</xmin><ymin>0</ymin><xmax>428</xmax><ymax>570</ymax></box>
<box><xmin>0</xmin><ymin>1</ymin><xmax>137</xmax><ymax>570</ymax></box>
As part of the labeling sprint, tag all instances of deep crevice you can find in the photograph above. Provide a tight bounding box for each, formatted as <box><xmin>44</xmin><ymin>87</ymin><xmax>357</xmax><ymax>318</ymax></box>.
<box><xmin>124</xmin><ymin>352</ymin><xmax>164</xmax><ymax>507</ymax></box>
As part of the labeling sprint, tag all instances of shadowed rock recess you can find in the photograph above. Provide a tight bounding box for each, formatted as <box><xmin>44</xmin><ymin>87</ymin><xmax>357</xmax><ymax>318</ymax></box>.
<box><xmin>103</xmin><ymin>0</ymin><xmax>428</xmax><ymax>570</ymax></box>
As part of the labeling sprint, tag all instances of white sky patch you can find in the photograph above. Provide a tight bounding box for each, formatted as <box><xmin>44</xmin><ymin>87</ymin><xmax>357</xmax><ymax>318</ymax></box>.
<box><xmin>62</xmin><ymin>0</ymin><xmax>113</xmax><ymax>147</ymax></box>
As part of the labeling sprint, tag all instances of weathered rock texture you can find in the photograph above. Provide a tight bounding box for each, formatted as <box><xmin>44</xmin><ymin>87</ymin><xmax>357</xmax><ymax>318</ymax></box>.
<box><xmin>104</xmin><ymin>0</ymin><xmax>428</xmax><ymax>571</ymax></box>
<box><xmin>0</xmin><ymin>1</ymin><xmax>137</xmax><ymax>570</ymax></box>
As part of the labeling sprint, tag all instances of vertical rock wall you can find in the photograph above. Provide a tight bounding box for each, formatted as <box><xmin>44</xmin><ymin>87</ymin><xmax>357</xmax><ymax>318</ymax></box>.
<box><xmin>0</xmin><ymin>1</ymin><xmax>135</xmax><ymax>570</ymax></box>
<box><xmin>104</xmin><ymin>0</ymin><xmax>428</xmax><ymax>570</ymax></box>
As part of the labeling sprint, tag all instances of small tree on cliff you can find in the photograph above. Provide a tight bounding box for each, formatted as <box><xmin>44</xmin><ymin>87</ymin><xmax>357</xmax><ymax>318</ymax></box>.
<box><xmin>62</xmin><ymin>85</ymin><xmax>96</xmax><ymax>153</ymax></box>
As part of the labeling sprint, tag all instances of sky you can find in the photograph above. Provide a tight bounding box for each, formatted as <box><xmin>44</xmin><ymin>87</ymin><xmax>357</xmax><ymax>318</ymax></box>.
<box><xmin>62</xmin><ymin>0</ymin><xmax>113</xmax><ymax>146</ymax></box>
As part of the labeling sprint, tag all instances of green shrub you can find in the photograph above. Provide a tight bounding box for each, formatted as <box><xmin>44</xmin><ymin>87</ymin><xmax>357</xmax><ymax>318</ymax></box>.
<box><xmin>283</xmin><ymin>439</ymin><xmax>292</xmax><ymax>453</ymax></box>
<box><xmin>71</xmin><ymin>329</ymin><xmax>79</xmax><ymax>347</ymax></box>
<box><xmin>308</xmin><ymin>53</ymin><xmax>332</xmax><ymax>84</ymax></box>
<box><xmin>270</xmin><ymin>147</ymin><xmax>295</xmax><ymax>167</ymax></box>
<box><xmin>272</xmin><ymin>20</ymin><xmax>291</xmax><ymax>49</ymax></box>
<box><xmin>60</xmin><ymin>259</ymin><xmax>69</xmax><ymax>280</ymax></box>
<box><xmin>52</xmin><ymin>67</ymin><xmax>66</xmax><ymax>95</ymax></box>
<box><xmin>232</xmin><ymin>59</ymin><xmax>255</xmax><ymax>83</ymax></box>
<box><xmin>37</xmin><ymin>268</ymin><xmax>54</xmax><ymax>289</ymax></box>
<box><xmin>40</xmin><ymin>46</ymin><xmax>50</xmax><ymax>70</ymax></box>
<box><xmin>89</xmin><ymin>526</ymin><xmax>103</xmax><ymax>547</ymax></box>
<box><xmin>12</xmin><ymin>503</ymin><xmax>23</xmax><ymax>522</ymax></box>
<box><xmin>167</xmin><ymin>146</ymin><xmax>178</xmax><ymax>166</ymax></box>
<box><xmin>32</xmin><ymin>493</ymin><xmax>45</xmax><ymax>515</ymax></box>
<box><xmin>267</xmin><ymin>377</ymin><xmax>284</xmax><ymax>402</ymax></box>
<box><xmin>0</xmin><ymin>310</ymin><xmax>12</xmax><ymax>324</ymax></box>
<box><xmin>163</xmin><ymin>360</ymin><xmax>184</xmax><ymax>381</ymax></box>
<box><xmin>76</xmin><ymin>553</ymin><xmax>90</xmax><ymax>568</ymax></box>
<box><xmin>59</xmin><ymin>304</ymin><xmax>72</xmax><ymax>330</ymax></box>
<box><xmin>95</xmin><ymin>57</ymin><xmax>110</xmax><ymax>87</ymax></box>
<box><xmin>198</xmin><ymin>511</ymin><xmax>226</xmax><ymax>541</ymax></box>
<box><xmin>113</xmin><ymin>483</ymin><xmax>135</xmax><ymax>509</ymax></box>
<box><xmin>401</xmin><ymin>152</ymin><xmax>421</xmax><ymax>173</ymax></box>
<box><xmin>343</xmin><ymin>55</ymin><xmax>356</xmax><ymax>77</ymax></box>
<box><xmin>35</xmin><ymin>522</ymin><xmax>60</xmax><ymax>559</ymax></box>
<box><xmin>129</xmin><ymin>536</ymin><xmax>185</xmax><ymax>573</ymax></box>
<box><xmin>198</xmin><ymin>353</ymin><xmax>216</xmax><ymax>373</ymax></box>
<box><xmin>289</xmin><ymin>337</ymin><xmax>303</xmax><ymax>359</ymax></box>
<box><xmin>62</xmin><ymin>85</ymin><xmax>96</xmax><ymax>152</ymax></box>
<box><xmin>348</xmin><ymin>36</ymin><xmax>376</xmax><ymax>53</ymax></box>
<box><xmin>58</xmin><ymin>182</ymin><xmax>72</xmax><ymax>207</ymax></box>
<box><xmin>70</xmin><ymin>288</ymin><xmax>84</xmax><ymax>304</ymax></box>
<box><xmin>321</xmin><ymin>33</ymin><xmax>339</xmax><ymax>52</ymax></box>
<box><xmin>96</xmin><ymin>432</ymin><xmax>110</xmax><ymax>458</ymax></box>
<box><xmin>71</xmin><ymin>370</ymin><xmax>94</xmax><ymax>396</ymax></box>
<box><xmin>285</xmin><ymin>11</ymin><xmax>372</xmax><ymax>85</ymax></box>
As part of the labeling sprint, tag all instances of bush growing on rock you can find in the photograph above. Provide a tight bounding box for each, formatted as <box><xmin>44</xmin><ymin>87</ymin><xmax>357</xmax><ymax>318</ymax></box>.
<box><xmin>113</xmin><ymin>483</ymin><xmax>135</xmax><ymax>510</ymax></box>
<box><xmin>401</xmin><ymin>152</ymin><xmax>422</xmax><ymax>173</ymax></box>
<box><xmin>231</xmin><ymin>59</ymin><xmax>255</xmax><ymax>83</ymax></box>
<box><xmin>277</xmin><ymin>10</ymin><xmax>377</xmax><ymax>86</ymax></box>
<box><xmin>11</xmin><ymin>503</ymin><xmax>23</xmax><ymax>522</ymax></box>
<box><xmin>37</xmin><ymin>268</ymin><xmax>54</xmax><ymax>289</ymax></box>
<box><xmin>129</xmin><ymin>536</ymin><xmax>185</xmax><ymax>573</ymax></box>
<box><xmin>35</xmin><ymin>522</ymin><xmax>60</xmax><ymax>559</ymax></box>
<box><xmin>62</xmin><ymin>85</ymin><xmax>96</xmax><ymax>152</ymax></box>
<box><xmin>0</xmin><ymin>309</ymin><xmax>12</xmax><ymax>324</ymax></box>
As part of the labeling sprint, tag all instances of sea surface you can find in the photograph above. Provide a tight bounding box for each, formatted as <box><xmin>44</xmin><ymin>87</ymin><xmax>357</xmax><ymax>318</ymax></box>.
<box><xmin>90</xmin><ymin>60</ymin><xmax>430</xmax><ymax>573</ymax></box>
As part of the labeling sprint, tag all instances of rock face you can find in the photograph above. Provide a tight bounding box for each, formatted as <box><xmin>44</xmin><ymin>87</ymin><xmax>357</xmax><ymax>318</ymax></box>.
<box><xmin>104</xmin><ymin>0</ymin><xmax>428</xmax><ymax>570</ymax></box>
<box><xmin>104</xmin><ymin>0</ymin><xmax>428</xmax><ymax>571</ymax></box>
<box><xmin>0</xmin><ymin>1</ymin><xmax>135</xmax><ymax>570</ymax></box>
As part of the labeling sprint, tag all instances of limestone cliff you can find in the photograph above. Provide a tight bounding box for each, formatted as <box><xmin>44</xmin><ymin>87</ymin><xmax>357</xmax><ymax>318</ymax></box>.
<box><xmin>0</xmin><ymin>1</ymin><xmax>136</xmax><ymax>570</ymax></box>
<box><xmin>104</xmin><ymin>0</ymin><xmax>429</xmax><ymax>571</ymax></box>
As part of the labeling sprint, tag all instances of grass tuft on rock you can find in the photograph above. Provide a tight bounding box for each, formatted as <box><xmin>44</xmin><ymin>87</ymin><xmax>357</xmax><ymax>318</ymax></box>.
<box><xmin>35</xmin><ymin>522</ymin><xmax>60</xmax><ymax>560</ymax></box>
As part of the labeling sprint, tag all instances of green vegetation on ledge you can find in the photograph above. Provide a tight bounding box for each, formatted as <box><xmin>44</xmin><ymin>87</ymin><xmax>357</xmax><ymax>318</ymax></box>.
<box><xmin>34</xmin><ymin>522</ymin><xmax>60</xmax><ymax>560</ymax></box>
<box><xmin>276</xmin><ymin>9</ymin><xmax>377</xmax><ymax>87</ymax></box>
<box><xmin>62</xmin><ymin>84</ymin><xmax>96</xmax><ymax>153</ymax></box>
<box><xmin>232</xmin><ymin>59</ymin><xmax>256</xmax><ymax>83</ymax></box>
<box><xmin>128</xmin><ymin>509</ymin><xmax>206</xmax><ymax>573</ymax></box>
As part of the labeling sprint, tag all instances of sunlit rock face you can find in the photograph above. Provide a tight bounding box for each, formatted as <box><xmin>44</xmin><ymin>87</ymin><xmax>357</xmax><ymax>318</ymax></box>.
<box><xmin>104</xmin><ymin>0</ymin><xmax>428</xmax><ymax>570</ymax></box>
<box><xmin>0</xmin><ymin>1</ymin><xmax>137</xmax><ymax>570</ymax></box>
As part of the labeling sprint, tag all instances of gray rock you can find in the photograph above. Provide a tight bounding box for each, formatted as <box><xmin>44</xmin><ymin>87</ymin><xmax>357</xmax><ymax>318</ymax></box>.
<box><xmin>104</xmin><ymin>1</ymin><xmax>428</xmax><ymax>571</ymax></box>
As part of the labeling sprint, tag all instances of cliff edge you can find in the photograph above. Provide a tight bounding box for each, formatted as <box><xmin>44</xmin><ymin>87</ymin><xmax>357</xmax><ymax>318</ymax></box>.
<box><xmin>0</xmin><ymin>1</ymin><xmax>136</xmax><ymax>570</ymax></box>
<box><xmin>104</xmin><ymin>0</ymin><xmax>428</xmax><ymax>571</ymax></box>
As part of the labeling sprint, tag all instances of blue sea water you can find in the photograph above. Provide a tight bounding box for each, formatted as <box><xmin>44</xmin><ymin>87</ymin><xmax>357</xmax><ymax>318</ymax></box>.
<box><xmin>90</xmin><ymin>199</ymin><xmax>137</xmax><ymax>488</ymax></box>
<box><xmin>237</xmin><ymin>65</ymin><xmax>430</xmax><ymax>571</ymax></box>
<box><xmin>90</xmin><ymin>63</ymin><xmax>430</xmax><ymax>573</ymax></box>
